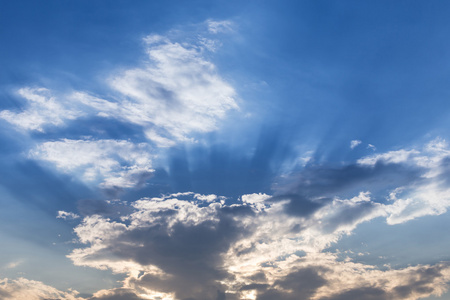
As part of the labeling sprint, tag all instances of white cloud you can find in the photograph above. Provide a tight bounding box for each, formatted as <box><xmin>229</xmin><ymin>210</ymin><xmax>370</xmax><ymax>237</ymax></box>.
<box><xmin>367</xmin><ymin>143</ymin><xmax>376</xmax><ymax>151</ymax></box>
<box><xmin>385</xmin><ymin>181</ymin><xmax>450</xmax><ymax>225</ymax></box>
<box><xmin>357</xmin><ymin>138</ymin><xmax>450</xmax><ymax>224</ymax></box>
<box><xmin>357</xmin><ymin>149</ymin><xmax>419</xmax><ymax>166</ymax></box>
<box><xmin>350</xmin><ymin>140</ymin><xmax>361</xmax><ymax>149</ymax></box>
<box><xmin>1</xmin><ymin>28</ymin><xmax>238</xmax><ymax>149</ymax></box>
<box><xmin>30</xmin><ymin>139</ymin><xmax>154</xmax><ymax>189</ymax></box>
<box><xmin>107</xmin><ymin>34</ymin><xmax>238</xmax><ymax>142</ymax></box>
<box><xmin>57</xmin><ymin>211</ymin><xmax>80</xmax><ymax>220</ymax></box>
<box><xmin>0</xmin><ymin>277</ymin><xmax>83</xmax><ymax>300</ymax></box>
<box><xmin>207</xmin><ymin>20</ymin><xmax>234</xmax><ymax>34</ymax></box>
<box><xmin>63</xmin><ymin>190</ymin><xmax>450</xmax><ymax>299</ymax></box>
<box><xmin>0</xmin><ymin>88</ymin><xmax>83</xmax><ymax>132</ymax></box>
<box><xmin>66</xmin><ymin>192</ymin><xmax>404</xmax><ymax>299</ymax></box>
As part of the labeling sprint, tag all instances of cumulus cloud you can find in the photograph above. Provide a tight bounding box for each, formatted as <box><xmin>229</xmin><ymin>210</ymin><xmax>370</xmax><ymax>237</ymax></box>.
<box><xmin>314</xmin><ymin>258</ymin><xmax>450</xmax><ymax>300</ymax></box>
<box><xmin>62</xmin><ymin>189</ymin><xmax>450</xmax><ymax>300</ymax></box>
<box><xmin>30</xmin><ymin>139</ymin><xmax>154</xmax><ymax>189</ymax></box>
<box><xmin>68</xmin><ymin>193</ymin><xmax>247</xmax><ymax>300</ymax></box>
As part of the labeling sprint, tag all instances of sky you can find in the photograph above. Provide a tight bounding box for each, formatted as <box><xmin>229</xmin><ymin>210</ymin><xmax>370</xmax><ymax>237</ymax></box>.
<box><xmin>2</xmin><ymin>1</ymin><xmax>450</xmax><ymax>299</ymax></box>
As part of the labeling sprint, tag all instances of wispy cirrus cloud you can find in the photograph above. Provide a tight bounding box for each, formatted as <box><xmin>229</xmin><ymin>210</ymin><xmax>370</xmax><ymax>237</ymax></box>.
<box><xmin>0</xmin><ymin>88</ymin><xmax>84</xmax><ymax>132</ymax></box>
<box><xmin>206</xmin><ymin>19</ymin><xmax>235</xmax><ymax>34</ymax></box>
<box><xmin>0</xmin><ymin>25</ymin><xmax>238</xmax><ymax>147</ymax></box>
<box><xmin>108</xmin><ymin>34</ymin><xmax>238</xmax><ymax>143</ymax></box>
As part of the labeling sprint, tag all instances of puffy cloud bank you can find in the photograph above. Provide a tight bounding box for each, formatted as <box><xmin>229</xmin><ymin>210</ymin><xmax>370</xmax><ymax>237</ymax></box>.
<box><xmin>59</xmin><ymin>186</ymin><xmax>450</xmax><ymax>300</ymax></box>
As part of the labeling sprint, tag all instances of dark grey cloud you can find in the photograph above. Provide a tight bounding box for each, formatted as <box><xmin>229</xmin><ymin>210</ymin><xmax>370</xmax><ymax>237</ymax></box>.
<box><xmin>240</xmin><ymin>283</ymin><xmax>269</xmax><ymax>291</ymax></box>
<box><xmin>68</xmin><ymin>192</ymin><xmax>450</xmax><ymax>300</ymax></box>
<box><xmin>318</xmin><ymin>263</ymin><xmax>450</xmax><ymax>300</ymax></box>
<box><xmin>393</xmin><ymin>265</ymin><xmax>447</xmax><ymax>299</ymax></box>
<box><xmin>257</xmin><ymin>267</ymin><xmax>327</xmax><ymax>300</ymax></box>
<box><xmin>269</xmin><ymin>194</ymin><xmax>329</xmax><ymax>217</ymax></box>
<box><xmin>269</xmin><ymin>160</ymin><xmax>424</xmax><ymax>221</ymax></box>
<box><xmin>79</xmin><ymin>205</ymin><xmax>251</xmax><ymax>300</ymax></box>
<box><xmin>319</xmin><ymin>287</ymin><xmax>389</xmax><ymax>300</ymax></box>
<box><xmin>274</xmin><ymin>162</ymin><xmax>424</xmax><ymax>201</ymax></box>
<box><xmin>89</xmin><ymin>288</ymin><xmax>146</xmax><ymax>300</ymax></box>
<box><xmin>0</xmin><ymin>289</ymin><xmax>11</xmax><ymax>298</ymax></box>
<box><xmin>321</xmin><ymin>200</ymin><xmax>379</xmax><ymax>234</ymax></box>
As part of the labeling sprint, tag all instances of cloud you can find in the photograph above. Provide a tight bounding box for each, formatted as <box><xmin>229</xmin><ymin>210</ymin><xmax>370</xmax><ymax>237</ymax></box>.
<box><xmin>57</xmin><ymin>211</ymin><xmax>80</xmax><ymax>220</ymax></box>
<box><xmin>350</xmin><ymin>140</ymin><xmax>362</xmax><ymax>149</ymax></box>
<box><xmin>0</xmin><ymin>87</ymin><xmax>84</xmax><ymax>132</ymax></box>
<box><xmin>0</xmin><ymin>25</ymin><xmax>238</xmax><ymax>148</ymax></box>
<box><xmin>357</xmin><ymin>149</ymin><xmax>419</xmax><ymax>166</ymax></box>
<box><xmin>270</xmin><ymin>138</ymin><xmax>450</xmax><ymax>225</ymax></box>
<box><xmin>89</xmin><ymin>288</ymin><xmax>150</xmax><ymax>300</ymax></box>
<box><xmin>0</xmin><ymin>277</ymin><xmax>83</xmax><ymax>300</ymax></box>
<box><xmin>62</xmin><ymin>189</ymin><xmax>450</xmax><ymax>300</ymax></box>
<box><xmin>207</xmin><ymin>20</ymin><xmax>235</xmax><ymax>34</ymax></box>
<box><xmin>68</xmin><ymin>193</ymin><xmax>247</xmax><ymax>300</ymax></box>
<box><xmin>106</xmin><ymin>33</ymin><xmax>238</xmax><ymax>143</ymax></box>
<box><xmin>358</xmin><ymin>138</ymin><xmax>450</xmax><ymax>224</ymax></box>
<box><xmin>2</xmin><ymin>23</ymin><xmax>239</xmax><ymax>194</ymax></box>
<box><xmin>30</xmin><ymin>139</ymin><xmax>154</xmax><ymax>189</ymax></box>
<box><xmin>4</xmin><ymin>18</ymin><xmax>450</xmax><ymax>300</ymax></box>
<box><xmin>4</xmin><ymin>261</ymin><xmax>23</xmax><ymax>269</ymax></box>
<box><xmin>314</xmin><ymin>259</ymin><xmax>450</xmax><ymax>300</ymax></box>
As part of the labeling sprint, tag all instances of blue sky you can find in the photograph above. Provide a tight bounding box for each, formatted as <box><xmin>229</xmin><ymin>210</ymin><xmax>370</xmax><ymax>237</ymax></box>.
<box><xmin>2</xmin><ymin>1</ymin><xmax>450</xmax><ymax>299</ymax></box>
